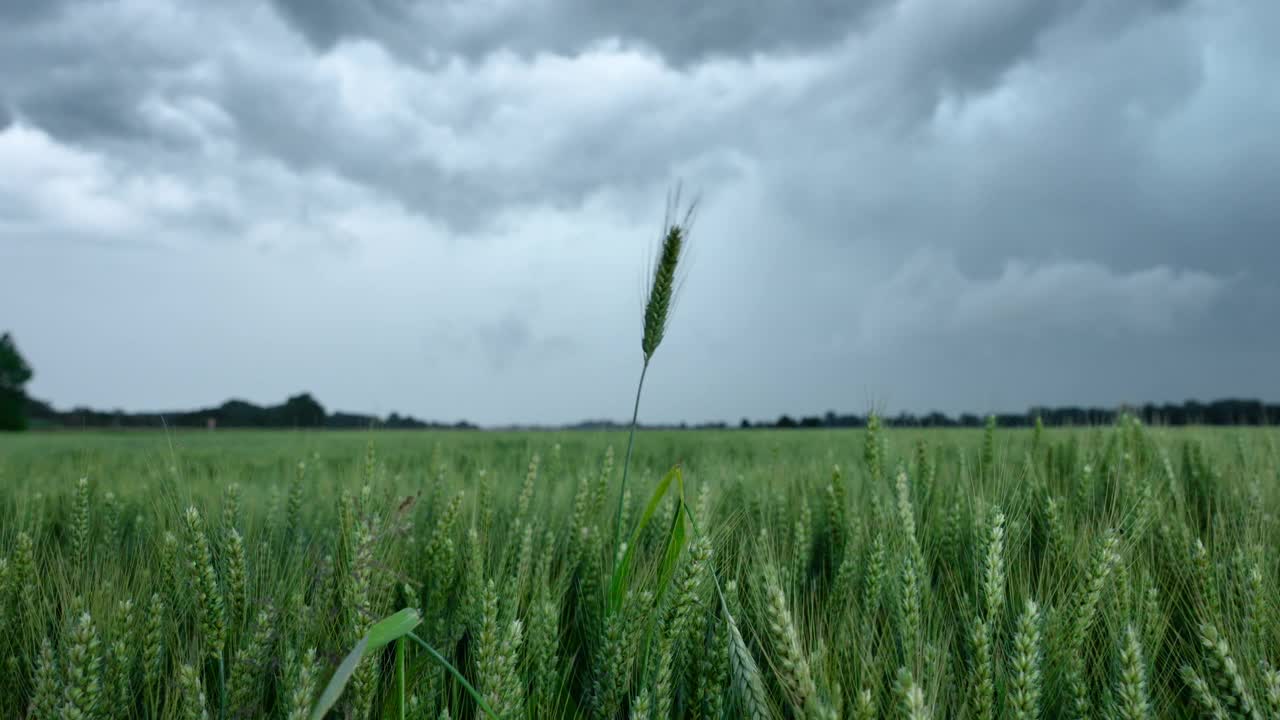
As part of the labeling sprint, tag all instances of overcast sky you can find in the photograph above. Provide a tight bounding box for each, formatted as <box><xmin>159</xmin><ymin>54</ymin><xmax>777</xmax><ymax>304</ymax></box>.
<box><xmin>1</xmin><ymin>0</ymin><xmax>1277</xmax><ymax>426</ymax></box>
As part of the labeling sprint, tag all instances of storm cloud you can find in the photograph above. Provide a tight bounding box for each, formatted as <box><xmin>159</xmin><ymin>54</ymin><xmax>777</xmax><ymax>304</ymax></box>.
<box><xmin>1</xmin><ymin>0</ymin><xmax>1277</xmax><ymax>425</ymax></box>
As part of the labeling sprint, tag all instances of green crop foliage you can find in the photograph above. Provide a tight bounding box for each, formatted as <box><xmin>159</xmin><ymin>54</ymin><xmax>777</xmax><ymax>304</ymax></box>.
<box><xmin>0</xmin><ymin>422</ymin><xmax>1276</xmax><ymax>718</ymax></box>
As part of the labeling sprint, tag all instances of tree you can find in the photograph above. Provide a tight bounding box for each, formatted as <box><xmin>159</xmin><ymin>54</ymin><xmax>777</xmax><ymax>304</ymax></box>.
<box><xmin>277</xmin><ymin>393</ymin><xmax>326</xmax><ymax>427</ymax></box>
<box><xmin>0</xmin><ymin>332</ymin><xmax>34</xmax><ymax>431</ymax></box>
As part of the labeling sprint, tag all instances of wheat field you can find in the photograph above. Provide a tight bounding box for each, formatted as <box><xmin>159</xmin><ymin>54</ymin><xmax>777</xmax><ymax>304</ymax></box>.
<box><xmin>0</xmin><ymin>422</ymin><xmax>1276</xmax><ymax>719</ymax></box>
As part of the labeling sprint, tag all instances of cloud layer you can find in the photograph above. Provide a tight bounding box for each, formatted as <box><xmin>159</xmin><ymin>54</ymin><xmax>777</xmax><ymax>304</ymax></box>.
<box><xmin>2</xmin><ymin>0</ymin><xmax>1277</xmax><ymax>424</ymax></box>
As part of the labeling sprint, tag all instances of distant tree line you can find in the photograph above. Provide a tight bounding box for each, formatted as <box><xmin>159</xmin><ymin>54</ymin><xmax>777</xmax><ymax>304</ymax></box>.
<box><xmin>742</xmin><ymin>398</ymin><xmax>1280</xmax><ymax>429</ymax></box>
<box><xmin>17</xmin><ymin>394</ymin><xmax>1280</xmax><ymax>433</ymax></box>
<box><xmin>0</xmin><ymin>333</ymin><xmax>477</xmax><ymax>431</ymax></box>
<box><xmin>4</xmin><ymin>331</ymin><xmax>1279</xmax><ymax>432</ymax></box>
<box><xmin>24</xmin><ymin>393</ymin><xmax>477</xmax><ymax>431</ymax></box>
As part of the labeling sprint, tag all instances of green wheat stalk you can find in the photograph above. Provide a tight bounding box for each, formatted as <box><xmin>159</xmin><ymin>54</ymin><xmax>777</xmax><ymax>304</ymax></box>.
<box><xmin>613</xmin><ymin>189</ymin><xmax>696</xmax><ymax>557</ymax></box>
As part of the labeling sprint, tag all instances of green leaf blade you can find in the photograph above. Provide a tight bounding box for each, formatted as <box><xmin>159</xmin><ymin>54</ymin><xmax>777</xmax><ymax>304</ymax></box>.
<box><xmin>309</xmin><ymin>609</ymin><xmax>422</xmax><ymax>720</ymax></box>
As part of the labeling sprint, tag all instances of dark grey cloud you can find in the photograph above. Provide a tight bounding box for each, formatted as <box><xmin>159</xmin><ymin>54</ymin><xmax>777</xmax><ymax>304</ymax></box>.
<box><xmin>1</xmin><ymin>0</ymin><xmax>1278</xmax><ymax>424</ymax></box>
<box><xmin>0</xmin><ymin>0</ymin><xmax>68</xmax><ymax>23</ymax></box>
<box><xmin>887</xmin><ymin>0</ymin><xmax>1190</xmax><ymax>118</ymax></box>
<box><xmin>270</xmin><ymin>0</ymin><xmax>889</xmax><ymax>66</ymax></box>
